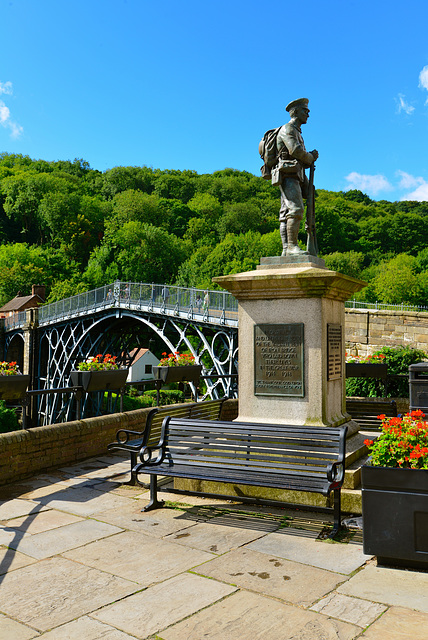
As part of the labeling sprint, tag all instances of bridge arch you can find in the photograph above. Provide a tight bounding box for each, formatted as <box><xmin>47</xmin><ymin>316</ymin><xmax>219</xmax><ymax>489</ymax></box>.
<box><xmin>36</xmin><ymin>306</ymin><xmax>237</xmax><ymax>424</ymax></box>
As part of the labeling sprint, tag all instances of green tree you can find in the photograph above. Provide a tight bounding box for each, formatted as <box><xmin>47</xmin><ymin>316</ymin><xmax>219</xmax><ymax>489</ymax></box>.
<box><xmin>84</xmin><ymin>222</ymin><xmax>189</xmax><ymax>286</ymax></box>
<box><xmin>0</xmin><ymin>243</ymin><xmax>79</xmax><ymax>305</ymax></box>
<box><xmin>323</xmin><ymin>251</ymin><xmax>366</xmax><ymax>278</ymax></box>
<box><xmin>371</xmin><ymin>254</ymin><xmax>423</xmax><ymax>305</ymax></box>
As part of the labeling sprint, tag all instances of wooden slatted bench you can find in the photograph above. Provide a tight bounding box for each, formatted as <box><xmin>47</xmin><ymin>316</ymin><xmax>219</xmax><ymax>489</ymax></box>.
<box><xmin>346</xmin><ymin>398</ymin><xmax>397</xmax><ymax>431</ymax></box>
<box><xmin>134</xmin><ymin>418</ymin><xmax>348</xmax><ymax>537</ymax></box>
<box><xmin>107</xmin><ymin>398</ymin><xmax>225</xmax><ymax>484</ymax></box>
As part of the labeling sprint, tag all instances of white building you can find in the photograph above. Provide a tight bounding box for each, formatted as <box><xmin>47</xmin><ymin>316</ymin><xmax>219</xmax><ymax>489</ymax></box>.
<box><xmin>127</xmin><ymin>348</ymin><xmax>159</xmax><ymax>383</ymax></box>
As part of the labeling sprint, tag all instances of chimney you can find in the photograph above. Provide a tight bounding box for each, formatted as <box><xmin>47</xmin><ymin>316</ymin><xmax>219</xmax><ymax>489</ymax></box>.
<box><xmin>32</xmin><ymin>285</ymin><xmax>46</xmax><ymax>302</ymax></box>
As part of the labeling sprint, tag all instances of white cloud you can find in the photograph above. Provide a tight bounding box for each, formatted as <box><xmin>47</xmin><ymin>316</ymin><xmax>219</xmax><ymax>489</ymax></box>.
<box><xmin>0</xmin><ymin>101</ymin><xmax>10</xmax><ymax>124</ymax></box>
<box><xmin>396</xmin><ymin>93</ymin><xmax>415</xmax><ymax>115</ymax></box>
<box><xmin>396</xmin><ymin>170</ymin><xmax>425</xmax><ymax>189</ymax></box>
<box><xmin>401</xmin><ymin>181</ymin><xmax>428</xmax><ymax>202</ymax></box>
<box><xmin>0</xmin><ymin>81</ymin><xmax>13</xmax><ymax>95</ymax></box>
<box><xmin>0</xmin><ymin>81</ymin><xmax>23</xmax><ymax>138</ymax></box>
<box><xmin>344</xmin><ymin>172</ymin><xmax>393</xmax><ymax>195</ymax></box>
<box><xmin>419</xmin><ymin>65</ymin><xmax>428</xmax><ymax>91</ymax></box>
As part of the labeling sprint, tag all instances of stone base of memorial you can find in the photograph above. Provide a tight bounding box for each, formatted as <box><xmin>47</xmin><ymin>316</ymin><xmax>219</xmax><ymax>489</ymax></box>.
<box><xmin>213</xmin><ymin>255</ymin><xmax>365</xmax><ymax>427</ymax></box>
<box><xmin>175</xmin><ymin>256</ymin><xmax>367</xmax><ymax>514</ymax></box>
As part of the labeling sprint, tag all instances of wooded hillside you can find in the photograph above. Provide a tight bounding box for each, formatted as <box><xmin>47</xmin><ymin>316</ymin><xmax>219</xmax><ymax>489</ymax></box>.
<box><xmin>1</xmin><ymin>152</ymin><xmax>427</xmax><ymax>307</ymax></box>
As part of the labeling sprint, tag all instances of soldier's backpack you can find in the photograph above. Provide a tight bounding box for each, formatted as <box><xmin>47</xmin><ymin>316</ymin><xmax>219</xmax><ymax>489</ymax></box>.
<box><xmin>258</xmin><ymin>126</ymin><xmax>281</xmax><ymax>180</ymax></box>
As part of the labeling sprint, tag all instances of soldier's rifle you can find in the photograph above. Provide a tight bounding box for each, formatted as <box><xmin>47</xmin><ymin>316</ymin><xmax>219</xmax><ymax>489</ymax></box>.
<box><xmin>306</xmin><ymin>163</ymin><xmax>318</xmax><ymax>256</ymax></box>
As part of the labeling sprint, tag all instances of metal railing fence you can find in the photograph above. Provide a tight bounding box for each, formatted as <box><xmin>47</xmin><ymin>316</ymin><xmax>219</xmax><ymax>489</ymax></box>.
<box><xmin>345</xmin><ymin>299</ymin><xmax>428</xmax><ymax>313</ymax></box>
<box><xmin>5</xmin><ymin>283</ymin><xmax>428</xmax><ymax>333</ymax></box>
<box><xmin>37</xmin><ymin>281</ymin><xmax>238</xmax><ymax>326</ymax></box>
<box><xmin>4</xmin><ymin>311</ymin><xmax>26</xmax><ymax>331</ymax></box>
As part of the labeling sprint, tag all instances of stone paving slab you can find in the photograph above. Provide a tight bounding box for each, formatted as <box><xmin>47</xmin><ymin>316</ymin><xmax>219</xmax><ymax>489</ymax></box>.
<box><xmin>16</xmin><ymin>476</ymin><xmax>102</xmax><ymax>497</ymax></box>
<box><xmin>63</xmin><ymin>529</ymin><xmax>215</xmax><ymax>585</ymax></box>
<box><xmin>0</xmin><ymin>498</ymin><xmax>48</xmax><ymax>521</ymax></box>
<box><xmin>248</xmin><ymin>529</ymin><xmax>371</xmax><ymax>574</ymax></box>
<box><xmin>36</xmin><ymin>616</ymin><xmax>138</xmax><ymax>639</ymax></box>
<box><xmin>94</xmin><ymin>501</ymin><xmax>208</xmax><ymax>538</ymax></box>
<box><xmin>2</xmin><ymin>508</ymin><xmax>83</xmax><ymax>535</ymax></box>
<box><xmin>33</xmin><ymin>485</ymin><xmax>139</xmax><ymax>517</ymax></box>
<box><xmin>100</xmin><ymin>482</ymin><xmax>149</xmax><ymax>498</ymax></box>
<box><xmin>8</xmin><ymin>519</ymin><xmax>122</xmax><ymax>559</ymax></box>
<box><xmin>310</xmin><ymin>592</ymin><xmax>387</xmax><ymax>627</ymax></box>
<box><xmin>57</xmin><ymin>460</ymin><xmax>130</xmax><ymax>480</ymax></box>
<box><xmin>0</xmin><ymin>526</ymin><xmax>29</xmax><ymax>546</ymax></box>
<box><xmin>0</xmin><ymin>545</ymin><xmax>37</xmax><ymax>575</ymax></box>
<box><xmin>338</xmin><ymin>563</ymin><xmax>428</xmax><ymax>612</ymax></box>
<box><xmin>0</xmin><ymin>612</ymin><xmax>39</xmax><ymax>640</ymax></box>
<box><xmin>0</xmin><ymin>557</ymin><xmax>139</xmax><ymax>632</ymax></box>
<box><xmin>92</xmin><ymin>572</ymin><xmax>237</xmax><ymax>639</ymax></box>
<box><xmin>159</xmin><ymin>589</ymin><xmax>361</xmax><ymax>640</ymax></box>
<box><xmin>360</xmin><ymin>606</ymin><xmax>428</xmax><ymax>639</ymax></box>
<box><xmin>142</xmin><ymin>488</ymin><xmax>240</xmax><ymax>508</ymax></box>
<box><xmin>196</xmin><ymin>547</ymin><xmax>345</xmax><ymax>606</ymax></box>
<box><xmin>164</xmin><ymin>511</ymin><xmax>279</xmax><ymax>554</ymax></box>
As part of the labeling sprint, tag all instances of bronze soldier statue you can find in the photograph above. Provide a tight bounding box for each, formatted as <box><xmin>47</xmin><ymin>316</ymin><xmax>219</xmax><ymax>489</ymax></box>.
<box><xmin>275</xmin><ymin>98</ymin><xmax>318</xmax><ymax>256</ymax></box>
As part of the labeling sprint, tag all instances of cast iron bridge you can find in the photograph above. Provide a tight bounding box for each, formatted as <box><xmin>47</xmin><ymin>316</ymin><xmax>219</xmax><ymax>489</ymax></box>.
<box><xmin>3</xmin><ymin>282</ymin><xmax>238</xmax><ymax>425</ymax></box>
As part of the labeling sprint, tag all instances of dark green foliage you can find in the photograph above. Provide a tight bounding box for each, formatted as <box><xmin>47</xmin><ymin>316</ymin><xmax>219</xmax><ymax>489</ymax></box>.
<box><xmin>105</xmin><ymin>389</ymin><xmax>185</xmax><ymax>411</ymax></box>
<box><xmin>143</xmin><ymin>389</ymin><xmax>186</xmax><ymax>406</ymax></box>
<box><xmin>0</xmin><ymin>400</ymin><xmax>20</xmax><ymax>433</ymax></box>
<box><xmin>346</xmin><ymin>347</ymin><xmax>428</xmax><ymax>398</ymax></box>
<box><xmin>0</xmin><ymin>152</ymin><xmax>427</xmax><ymax>305</ymax></box>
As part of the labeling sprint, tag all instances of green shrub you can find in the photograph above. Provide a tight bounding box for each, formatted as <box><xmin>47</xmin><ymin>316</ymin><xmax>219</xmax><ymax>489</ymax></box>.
<box><xmin>346</xmin><ymin>346</ymin><xmax>427</xmax><ymax>398</ymax></box>
<box><xmin>0</xmin><ymin>400</ymin><xmax>20</xmax><ymax>433</ymax></box>
<box><xmin>104</xmin><ymin>388</ymin><xmax>185</xmax><ymax>411</ymax></box>
<box><xmin>143</xmin><ymin>389</ymin><xmax>185</xmax><ymax>406</ymax></box>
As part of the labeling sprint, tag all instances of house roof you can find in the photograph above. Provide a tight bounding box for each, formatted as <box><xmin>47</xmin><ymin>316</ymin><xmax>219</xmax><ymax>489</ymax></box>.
<box><xmin>0</xmin><ymin>294</ymin><xmax>44</xmax><ymax>313</ymax></box>
<box><xmin>129</xmin><ymin>348</ymin><xmax>149</xmax><ymax>363</ymax></box>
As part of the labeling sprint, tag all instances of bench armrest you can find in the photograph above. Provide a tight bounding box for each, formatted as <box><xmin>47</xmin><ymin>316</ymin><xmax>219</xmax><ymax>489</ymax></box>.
<box><xmin>139</xmin><ymin>414</ymin><xmax>171</xmax><ymax>466</ymax></box>
<box><xmin>139</xmin><ymin>445</ymin><xmax>164</xmax><ymax>466</ymax></box>
<box><xmin>116</xmin><ymin>429</ymin><xmax>144</xmax><ymax>444</ymax></box>
<box><xmin>326</xmin><ymin>461</ymin><xmax>344</xmax><ymax>485</ymax></box>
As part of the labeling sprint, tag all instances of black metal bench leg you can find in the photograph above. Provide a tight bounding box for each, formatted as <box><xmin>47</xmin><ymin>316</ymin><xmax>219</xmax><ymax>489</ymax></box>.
<box><xmin>329</xmin><ymin>489</ymin><xmax>342</xmax><ymax>539</ymax></box>
<box><xmin>141</xmin><ymin>475</ymin><xmax>165</xmax><ymax>512</ymax></box>
<box><xmin>123</xmin><ymin>452</ymin><xmax>138</xmax><ymax>486</ymax></box>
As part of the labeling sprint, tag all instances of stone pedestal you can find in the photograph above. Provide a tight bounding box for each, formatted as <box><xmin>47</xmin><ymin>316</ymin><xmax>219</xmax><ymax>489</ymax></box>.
<box><xmin>214</xmin><ymin>258</ymin><xmax>365</xmax><ymax>427</ymax></box>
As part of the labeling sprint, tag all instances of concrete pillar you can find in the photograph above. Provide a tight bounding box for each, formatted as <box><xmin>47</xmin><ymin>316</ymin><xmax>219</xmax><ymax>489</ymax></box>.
<box><xmin>22</xmin><ymin>308</ymin><xmax>39</xmax><ymax>426</ymax></box>
<box><xmin>214</xmin><ymin>257</ymin><xmax>366</xmax><ymax>427</ymax></box>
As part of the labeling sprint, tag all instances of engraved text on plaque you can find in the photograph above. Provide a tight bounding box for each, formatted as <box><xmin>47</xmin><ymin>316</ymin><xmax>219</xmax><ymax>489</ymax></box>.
<box><xmin>327</xmin><ymin>323</ymin><xmax>342</xmax><ymax>381</ymax></box>
<box><xmin>254</xmin><ymin>323</ymin><xmax>304</xmax><ymax>397</ymax></box>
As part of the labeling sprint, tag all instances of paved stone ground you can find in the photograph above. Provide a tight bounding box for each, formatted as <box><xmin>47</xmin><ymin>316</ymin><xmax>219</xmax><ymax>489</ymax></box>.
<box><xmin>1</xmin><ymin>453</ymin><xmax>428</xmax><ymax>639</ymax></box>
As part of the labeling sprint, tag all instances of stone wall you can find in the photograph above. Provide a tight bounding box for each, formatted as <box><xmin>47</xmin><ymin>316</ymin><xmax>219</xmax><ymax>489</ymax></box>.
<box><xmin>0</xmin><ymin>399</ymin><xmax>239</xmax><ymax>487</ymax></box>
<box><xmin>345</xmin><ymin>308</ymin><xmax>428</xmax><ymax>357</ymax></box>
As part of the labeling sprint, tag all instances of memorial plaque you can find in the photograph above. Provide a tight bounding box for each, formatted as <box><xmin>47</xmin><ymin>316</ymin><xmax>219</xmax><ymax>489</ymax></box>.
<box><xmin>327</xmin><ymin>323</ymin><xmax>342</xmax><ymax>381</ymax></box>
<box><xmin>254</xmin><ymin>323</ymin><xmax>304</xmax><ymax>397</ymax></box>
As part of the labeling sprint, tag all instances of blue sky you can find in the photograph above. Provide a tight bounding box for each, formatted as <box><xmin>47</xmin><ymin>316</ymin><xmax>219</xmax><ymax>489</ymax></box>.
<box><xmin>1</xmin><ymin>0</ymin><xmax>428</xmax><ymax>201</ymax></box>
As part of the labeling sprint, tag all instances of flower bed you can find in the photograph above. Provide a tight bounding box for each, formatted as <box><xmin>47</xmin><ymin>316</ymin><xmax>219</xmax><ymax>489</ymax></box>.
<box><xmin>362</xmin><ymin>411</ymin><xmax>428</xmax><ymax>569</ymax></box>
<box><xmin>364</xmin><ymin>410</ymin><xmax>427</xmax><ymax>469</ymax></box>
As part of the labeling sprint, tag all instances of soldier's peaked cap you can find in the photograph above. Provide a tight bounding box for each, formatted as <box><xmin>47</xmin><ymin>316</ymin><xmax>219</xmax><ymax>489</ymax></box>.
<box><xmin>286</xmin><ymin>98</ymin><xmax>309</xmax><ymax>112</ymax></box>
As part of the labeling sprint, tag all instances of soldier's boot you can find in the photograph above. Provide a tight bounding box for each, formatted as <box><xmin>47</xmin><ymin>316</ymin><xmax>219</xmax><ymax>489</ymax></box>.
<box><xmin>286</xmin><ymin>217</ymin><xmax>308</xmax><ymax>256</ymax></box>
<box><xmin>280</xmin><ymin>222</ymin><xmax>287</xmax><ymax>256</ymax></box>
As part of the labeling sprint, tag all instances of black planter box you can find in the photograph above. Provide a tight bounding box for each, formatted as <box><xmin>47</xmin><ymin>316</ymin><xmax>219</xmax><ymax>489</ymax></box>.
<box><xmin>0</xmin><ymin>375</ymin><xmax>31</xmax><ymax>401</ymax></box>
<box><xmin>362</xmin><ymin>465</ymin><xmax>428</xmax><ymax>569</ymax></box>
<box><xmin>153</xmin><ymin>365</ymin><xmax>202</xmax><ymax>384</ymax></box>
<box><xmin>346</xmin><ymin>363</ymin><xmax>388</xmax><ymax>379</ymax></box>
<box><xmin>70</xmin><ymin>369</ymin><xmax>129</xmax><ymax>392</ymax></box>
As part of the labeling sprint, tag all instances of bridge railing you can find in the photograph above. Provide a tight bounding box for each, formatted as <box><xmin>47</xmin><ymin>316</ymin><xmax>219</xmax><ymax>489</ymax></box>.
<box><xmin>345</xmin><ymin>299</ymin><xmax>428</xmax><ymax>313</ymax></box>
<box><xmin>4</xmin><ymin>311</ymin><xmax>26</xmax><ymax>331</ymax></box>
<box><xmin>38</xmin><ymin>281</ymin><xmax>239</xmax><ymax>326</ymax></box>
